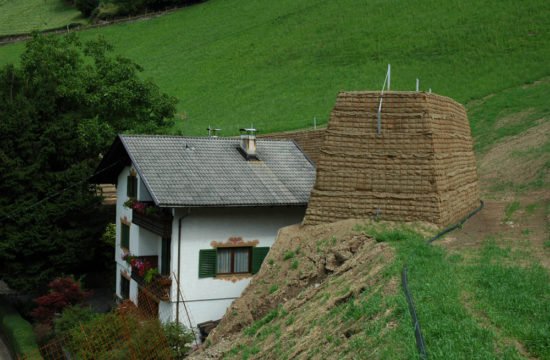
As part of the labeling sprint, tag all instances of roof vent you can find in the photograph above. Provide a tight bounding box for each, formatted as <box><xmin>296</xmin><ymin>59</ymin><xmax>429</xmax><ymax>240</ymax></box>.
<box><xmin>207</xmin><ymin>126</ymin><xmax>221</xmax><ymax>138</ymax></box>
<box><xmin>239</xmin><ymin>128</ymin><xmax>258</xmax><ymax>160</ymax></box>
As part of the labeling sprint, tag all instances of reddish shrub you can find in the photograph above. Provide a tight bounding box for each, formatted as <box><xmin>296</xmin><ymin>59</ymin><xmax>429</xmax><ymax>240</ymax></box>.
<box><xmin>31</xmin><ymin>277</ymin><xmax>91</xmax><ymax>324</ymax></box>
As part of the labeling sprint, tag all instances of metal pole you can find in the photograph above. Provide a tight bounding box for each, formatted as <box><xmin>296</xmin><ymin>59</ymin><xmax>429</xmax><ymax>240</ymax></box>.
<box><xmin>176</xmin><ymin>217</ymin><xmax>182</xmax><ymax>323</ymax></box>
<box><xmin>314</xmin><ymin>116</ymin><xmax>317</xmax><ymax>130</ymax></box>
<box><xmin>416</xmin><ymin>78</ymin><xmax>420</xmax><ymax>92</ymax></box>
<box><xmin>377</xmin><ymin>111</ymin><xmax>381</xmax><ymax>135</ymax></box>
<box><xmin>387</xmin><ymin>64</ymin><xmax>391</xmax><ymax>91</ymax></box>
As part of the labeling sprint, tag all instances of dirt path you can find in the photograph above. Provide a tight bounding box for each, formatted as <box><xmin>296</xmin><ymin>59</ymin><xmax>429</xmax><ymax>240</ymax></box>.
<box><xmin>436</xmin><ymin>192</ymin><xmax>549</xmax><ymax>269</ymax></box>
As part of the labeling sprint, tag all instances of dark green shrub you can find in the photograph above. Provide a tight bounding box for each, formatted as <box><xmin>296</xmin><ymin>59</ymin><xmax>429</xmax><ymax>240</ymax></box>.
<box><xmin>162</xmin><ymin>321</ymin><xmax>194</xmax><ymax>359</ymax></box>
<box><xmin>0</xmin><ymin>299</ymin><xmax>40</xmax><ymax>358</ymax></box>
<box><xmin>54</xmin><ymin>305</ymin><xmax>97</xmax><ymax>336</ymax></box>
<box><xmin>75</xmin><ymin>0</ymin><xmax>100</xmax><ymax>16</ymax></box>
<box><xmin>68</xmin><ymin>313</ymin><xmax>126</xmax><ymax>359</ymax></box>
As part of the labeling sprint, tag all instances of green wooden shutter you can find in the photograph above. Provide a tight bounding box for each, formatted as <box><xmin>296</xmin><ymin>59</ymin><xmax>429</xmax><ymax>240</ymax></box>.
<box><xmin>161</xmin><ymin>237</ymin><xmax>171</xmax><ymax>276</ymax></box>
<box><xmin>198</xmin><ymin>249</ymin><xmax>217</xmax><ymax>278</ymax></box>
<box><xmin>252</xmin><ymin>247</ymin><xmax>270</xmax><ymax>274</ymax></box>
<box><xmin>120</xmin><ymin>276</ymin><xmax>130</xmax><ymax>299</ymax></box>
<box><xmin>121</xmin><ymin>224</ymin><xmax>130</xmax><ymax>249</ymax></box>
<box><xmin>127</xmin><ymin>176</ymin><xmax>137</xmax><ymax>197</ymax></box>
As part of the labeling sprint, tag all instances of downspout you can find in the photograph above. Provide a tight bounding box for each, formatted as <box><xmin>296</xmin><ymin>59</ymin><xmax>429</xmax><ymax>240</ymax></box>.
<box><xmin>176</xmin><ymin>208</ymin><xmax>191</xmax><ymax>323</ymax></box>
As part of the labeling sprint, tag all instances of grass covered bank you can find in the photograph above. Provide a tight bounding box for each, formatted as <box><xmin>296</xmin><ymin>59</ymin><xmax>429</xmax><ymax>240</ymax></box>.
<box><xmin>0</xmin><ymin>0</ymin><xmax>85</xmax><ymax>36</ymax></box>
<box><xmin>359</xmin><ymin>225</ymin><xmax>550</xmax><ymax>359</ymax></box>
<box><xmin>0</xmin><ymin>0</ymin><xmax>549</xmax><ymax>135</ymax></box>
<box><xmin>0</xmin><ymin>297</ymin><xmax>40</xmax><ymax>359</ymax></box>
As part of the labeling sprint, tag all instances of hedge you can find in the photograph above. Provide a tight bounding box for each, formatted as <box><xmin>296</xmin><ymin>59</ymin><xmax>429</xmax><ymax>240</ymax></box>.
<box><xmin>0</xmin><ymin>297</ymin><xmax>41</xmax><ymax>359</ymax></box>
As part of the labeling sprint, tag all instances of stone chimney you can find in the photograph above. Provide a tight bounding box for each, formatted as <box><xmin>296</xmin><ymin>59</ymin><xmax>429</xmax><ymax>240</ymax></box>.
<box><xmin>239</xmin><ymin>128</ymin><xmax>258</xmax><ymax>160</ymax></box>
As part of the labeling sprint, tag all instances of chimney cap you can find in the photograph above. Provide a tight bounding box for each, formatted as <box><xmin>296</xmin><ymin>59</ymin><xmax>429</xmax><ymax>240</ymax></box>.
<box><xmin>240</xmin><ymin>128</ymin><xmax>257</xmax><ymax>134</ymax></box>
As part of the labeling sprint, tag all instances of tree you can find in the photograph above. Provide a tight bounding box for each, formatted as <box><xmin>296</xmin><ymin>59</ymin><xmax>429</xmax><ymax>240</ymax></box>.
<box><xmin>75</xmin><ymin>0</ymin><xmax>100</xmax><ymax>17</ymax></box>
<box><xmin>0</xmin><ymin>33</ymin><xmax>177</xmax><ymax>293</ymax></box>
<box><xmin>31</xmin><ymin>277</ymin><xmax>91</xmax><ymax>325</ymax></box>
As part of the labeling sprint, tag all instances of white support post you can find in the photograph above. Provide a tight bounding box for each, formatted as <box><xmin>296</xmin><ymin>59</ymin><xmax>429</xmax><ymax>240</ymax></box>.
<box><xmin>387</xmin><ymin>64</ymin><xmax>391</xmax><ymax>91</ymax></box>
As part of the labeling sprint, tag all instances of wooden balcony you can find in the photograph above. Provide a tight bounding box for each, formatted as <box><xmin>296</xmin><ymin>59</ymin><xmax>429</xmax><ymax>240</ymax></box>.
<box><xmin>130</xmin><ymin>256</ymin><xmax>172</xmax><ymax>302</ymax></box>
<box><xmin>132</xmin><ymin>207</ymin><xmax>172</xmax><ymax>238</ymax></box>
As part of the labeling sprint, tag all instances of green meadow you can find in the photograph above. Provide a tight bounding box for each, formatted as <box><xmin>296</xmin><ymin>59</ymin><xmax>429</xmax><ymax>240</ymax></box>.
<box><xmin>0</xmin><ymin>0</ymin><xmax>549</xmax><ymax>136</ymax></box>
<box><xmin>0</xmin><ymin>0</ymin><xmax>85</xmax><ymax>36</ymax></box>
<box><xmin>363</xmin><ymin>225</ymin><xmax>550</xmax><ymax>359</ymax></box>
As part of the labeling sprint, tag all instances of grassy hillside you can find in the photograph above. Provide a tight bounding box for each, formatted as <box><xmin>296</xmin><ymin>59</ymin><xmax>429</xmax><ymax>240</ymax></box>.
<box><xmin>196</xmin><ymin>220</ymin><xmax>549</xmax><ymax>359</ymax></box>
<box><xmin>0</xmin><ymin>0</ymin><xmax>549</xmax><ymax>136</ymax></box>
<box><xmin>469</xmin><ymin>78</ymin><xmax>549</xmax><ymax>194</ymax></box>
<box><xmin>0</xmin><ymin>0</ymin><xmax>85</xmax><ymax>36</ymax></box>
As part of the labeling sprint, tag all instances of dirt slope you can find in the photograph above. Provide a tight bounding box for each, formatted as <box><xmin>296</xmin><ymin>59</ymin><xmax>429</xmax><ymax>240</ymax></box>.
<box><xmin>190</xmin><ymin>220</ymin><xmax>413</xmax><ymax>359</ymax></box>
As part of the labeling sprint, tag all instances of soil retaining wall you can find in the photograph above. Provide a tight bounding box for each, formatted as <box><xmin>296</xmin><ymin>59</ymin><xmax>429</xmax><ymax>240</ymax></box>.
<box><xmin>303</xmin><ymin>91</ymin><xmax>480</xmax><ymax>226</ymax></box>
<box><xmin>259</xmin><ymin>128</ymin><xmax>326</xmax><ymax>165</ymax></box>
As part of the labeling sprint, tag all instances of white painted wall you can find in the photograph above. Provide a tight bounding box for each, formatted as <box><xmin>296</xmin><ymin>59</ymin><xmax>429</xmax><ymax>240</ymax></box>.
<box><xmin>138</xmin><ymin>177</ymin><xmax>153</xmax><ymax>202</ymax></box>
<box><xmin>136</xmin><ymin>226</ymin><xmax>162</xmax><ymax>257</ymax></box>
<box><xmin>169</xmin><ymin>206</ymin><xmax>306</xmax><ymax>328</ymax></box>
<box><xmin>113</xmin><ymin>164</ymin><xmax>307</xmax><ymax>332</ymax></box>
<box><xmin>115</xmin><ymin>166</ymin><xmax>132</xmax><ymax>299</ymax></box>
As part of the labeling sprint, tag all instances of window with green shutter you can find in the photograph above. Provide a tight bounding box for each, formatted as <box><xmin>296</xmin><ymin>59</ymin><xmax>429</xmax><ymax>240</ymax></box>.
<box><xmin>217</xmin><ymin>247</ymin><xmax>252</xmax><ymax>274</ymax></box>
<box><xmin>198</xmin><ymin>247</ymin><xmax>270</xmax><ymax>278</ymax></box>
<box><xmin>121</xmin><ymin>223</ymin><xmax>130</xmax><ymax>249</ymax></box>
<box><xmin>127</xmin><ymin>175</ymin><xmax>137</xmax><ymax>198</ymax></box>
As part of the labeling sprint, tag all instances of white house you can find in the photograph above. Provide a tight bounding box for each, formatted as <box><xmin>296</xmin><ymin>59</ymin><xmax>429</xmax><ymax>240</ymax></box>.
<box><xmin>91</xmin><ymin>132</ymin><xmax>315</xmax><ymax>335</ymax></box>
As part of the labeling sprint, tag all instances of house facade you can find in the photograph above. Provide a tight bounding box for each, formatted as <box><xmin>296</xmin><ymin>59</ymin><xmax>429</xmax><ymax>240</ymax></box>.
<box><xmin>92</xmin><ymin>133</ymin><xmax>315</xmax><ymax>332</ymax></box>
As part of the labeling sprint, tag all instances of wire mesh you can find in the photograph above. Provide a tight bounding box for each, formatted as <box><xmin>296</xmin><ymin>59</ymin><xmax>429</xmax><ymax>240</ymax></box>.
<box><xmin>19</xmin><ymin>274</ymin><xmax>189</xmax><ymax>360</ymax></box>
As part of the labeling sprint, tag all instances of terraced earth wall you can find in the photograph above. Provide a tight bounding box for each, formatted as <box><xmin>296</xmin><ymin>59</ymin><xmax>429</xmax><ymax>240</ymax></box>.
<box><xmin>303</xmin><ymin>91</ymin><xmax>480</xmax><ymax>226</ymax></box>
<box><xmin>259</xmin><ymin>128</ymin><xmax>326</xmax><ymax>164</ymax></box>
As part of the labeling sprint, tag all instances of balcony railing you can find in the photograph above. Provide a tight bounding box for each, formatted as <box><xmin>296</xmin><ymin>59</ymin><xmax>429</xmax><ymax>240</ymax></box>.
<box><xmin>132</xmin><ymin>207</ymin><xmax>172</xmax><ymax>238</ymax></box>
<box><xmin>130</xmin><ymin>256</ymin><xmax>172</xmax><ymax>302</ymax></box>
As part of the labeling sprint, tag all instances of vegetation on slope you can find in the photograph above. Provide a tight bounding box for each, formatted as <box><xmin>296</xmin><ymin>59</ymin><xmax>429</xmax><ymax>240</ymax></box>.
<box><xmin>196</xmin><ymin>220</ymin><xmax>549</xmax><ymax>359</ymax></box>
<box><xmin>469</xmin><ymin>78</ymin><xmax>549</xmax><ymax>194</ymax></box>
<box><xmin>0</xmin><ymin>0</ymin><xmax>549</xmax><ymax>135</ymax></box>
<box><xmin>0</xmin><ymin>0</ymin><xmax>85</xmax><ymax>36</ymax></box>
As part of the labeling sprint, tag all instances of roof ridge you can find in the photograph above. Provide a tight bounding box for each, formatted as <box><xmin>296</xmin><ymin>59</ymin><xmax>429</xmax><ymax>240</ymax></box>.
<box><xmin>119</xmin><ymin>134</ymin><xmax>297</xmax><ymax>143</ymax></box>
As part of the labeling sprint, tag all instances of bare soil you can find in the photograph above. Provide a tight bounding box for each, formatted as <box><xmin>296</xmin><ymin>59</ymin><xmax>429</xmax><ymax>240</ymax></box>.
<box><xmin>477</xmin><ymin>119</ymin><xmax>550</xmax><ymax>193</ymax></box>
<box><xmin>190</xmin><ymin>219</ymin><xmax>401</xmax><ymax>359</ymax></box>
<box><xmin>437</xmin><ymin>194</ymin><xmax>549</xmax><ymax>269</ymax></box>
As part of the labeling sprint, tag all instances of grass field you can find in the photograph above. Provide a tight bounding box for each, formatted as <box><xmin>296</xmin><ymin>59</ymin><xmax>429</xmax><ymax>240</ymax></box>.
<box><xmin>0</xmin><ymin>0</ymin><xmax>549</xmax><ymax>136</ymax></box>
<box><xmin>0</xmin><ymin>0</ymin><xmax>86</xmax><ymax>37</ymax></box>
<box><xmin>361</xmin><ymin>225</ymin><xmax>550</xmax><ymax>359</ymax></box>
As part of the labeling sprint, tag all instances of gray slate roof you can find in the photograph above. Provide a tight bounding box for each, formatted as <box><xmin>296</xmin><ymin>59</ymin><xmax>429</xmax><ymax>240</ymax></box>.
<box><xmin>119</xmin><ymin>135</ymin><xmax>315</xmax><ymax>207</ymax></box>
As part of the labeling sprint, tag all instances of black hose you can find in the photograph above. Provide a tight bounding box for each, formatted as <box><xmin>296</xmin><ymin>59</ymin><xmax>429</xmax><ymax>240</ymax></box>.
<box><xmin>426</xmin><ymin>201</ymin><xmax>485</xmax><ymax>245</ymax></box>
<box><xmin>402</xmin><ymin>200</ymin><xmax>484</xmax><ymax>359</ymax></box>
<box><xmin>402</xmin><ymin>265</ymin><xmax>428</xmax><ymax>360</ymax></box>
